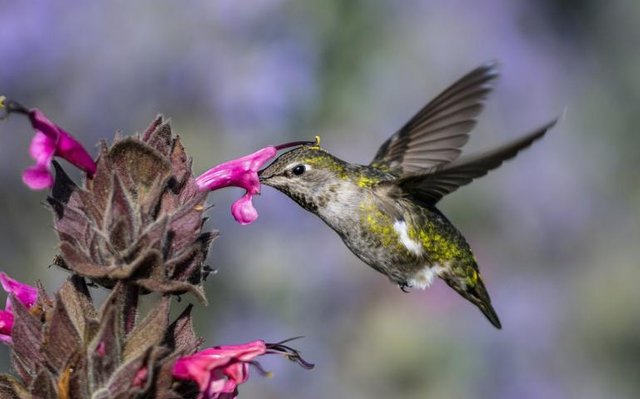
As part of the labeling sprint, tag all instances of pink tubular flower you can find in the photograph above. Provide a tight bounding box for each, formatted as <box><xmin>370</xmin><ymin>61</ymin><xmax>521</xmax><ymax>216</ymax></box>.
<box><xmin>0</xmin><ymin>272</ymin><xmax>38</xmax><ymax>344</ymax></box>
<box><xmin>196</xmin><ymin>140</ymin><xmax>314</xmax><ymax>225</ymax></box>
<box><xmin>0</xmin><ymin>272</ymin><xmax>38</xmax><ymax>311</ymax></box>
<box><xmin>173</xmin><ymin>340</ymin><xmax>266</xmax><ymax>399</ymax></box>
<box><xmin>173</xmin><ymin>339</ymin><xmax>313</xmax><ymax>399</ymax></box>
<box><xmin>0</xmin><ymin>97</ymin><xmax>96</xmax><ymax>190</ymax></box>
<box><xmin>0</xmin><ymin>310</ymin><xmax>14</xmax><ymax>343</ymax></box>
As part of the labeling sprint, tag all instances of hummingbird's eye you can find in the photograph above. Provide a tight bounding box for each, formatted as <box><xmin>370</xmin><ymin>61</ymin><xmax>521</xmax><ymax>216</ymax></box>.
<box><xmin>292</xmin><ymin>164</ymin><xmax>306</xmax><ymax>176</ymax></box>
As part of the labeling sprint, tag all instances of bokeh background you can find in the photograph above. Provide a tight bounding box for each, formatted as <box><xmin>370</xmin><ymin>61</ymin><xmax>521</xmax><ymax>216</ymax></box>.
<box><xmin>1</xmin><ymin>1</ymin><xmax>639</xmax><ymax>398</ymax></box>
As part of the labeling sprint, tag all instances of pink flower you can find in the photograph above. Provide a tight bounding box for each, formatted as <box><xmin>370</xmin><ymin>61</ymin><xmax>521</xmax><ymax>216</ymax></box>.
<box><xmin>0</xmin><ymin>272</ymin><xmax>38</xmax><ymax>344</ymax></box>
<box><xmin>132</xmin><ymin>366</ymin><xmax>149</xmax><ymax>388</ymax></box>
<box><xmin>173</xmin><ymin>339</ymin><xmax>313</xmax><ymax>399</ymax></box>
<box><xmin>230</xmin><ymin>193</ymin><xmax>258</xmax><ymax>225</ymax></box>
<box><xmin>196</xmin><ymin>140</ymin><xmax>315</xmax><ymax>225</ymax></box>
<box><xmin>1</xmin><ymin>97</ymin><xmax>97</xmax><ymax>190</ymax></box>
<box><xmin>0</xmin><ymin>310</ymin><xmax>14</xmax><ymax>343</ymax></box>
<box><xmin>173</xmin><ymin>340</ymin><xmax>266</xmax><ymax>399</ymax></box>
<box><xmin>0</xmin><ymin>272</ymin><xmax>38</xmax><ymax>311</ymax></box>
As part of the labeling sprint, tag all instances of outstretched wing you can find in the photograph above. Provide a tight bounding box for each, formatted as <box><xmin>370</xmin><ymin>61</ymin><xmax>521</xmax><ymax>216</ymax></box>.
<box><xmin>370</xmin><ymin>63</ymin><xmax>499</xmax><ymax>175</ymax></box>
<box><xmin>396</xmin><ymin>120</ymin><xmax>557</xmax><ymax>204</ymax></box>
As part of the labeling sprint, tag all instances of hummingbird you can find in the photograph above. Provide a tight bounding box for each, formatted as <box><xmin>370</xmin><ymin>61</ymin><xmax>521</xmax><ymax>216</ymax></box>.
<box><xmin>258</xmin><ymin>63</ymin><xmax>557</xmax><ymax>329</ymax></box>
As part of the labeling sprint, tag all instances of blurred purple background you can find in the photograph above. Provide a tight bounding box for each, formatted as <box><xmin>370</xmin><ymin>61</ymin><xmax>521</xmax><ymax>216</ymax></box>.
<box><xmin>1</xmin><ymin>1</ymin><xmax>639</xmax><ymax>398</ymax></box>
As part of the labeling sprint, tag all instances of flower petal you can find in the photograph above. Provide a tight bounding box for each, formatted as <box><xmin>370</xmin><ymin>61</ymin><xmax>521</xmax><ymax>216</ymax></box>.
<box><xmin>2</xmin><ymin>100</ymin><xmax>97</xmax><ymax>189</ymax></box>
<box><xmin>28</xmin><ymin>109</ymin><xmax>96</xmax><ymax>176</ymax></box>
<box><xmin>22</xmin><ymin>131</ymin><xmax>56</xmax><ymax>189</ymax></box>
<box><xmin>0</xmin><ymin>309</ymin><xmax>14</xmax><ymax>339</ymax></box>
<box><xmin>196</xmin><ymin>147</ymin><xmax>278</xmax><ymax>225</ymax></box>
<box><xmin>231</xmin><ymin>193</ymin><xmax>258</xmax><ymax>225</ymax></box>
<box><xmin>224</xmin><ymin>363</ymin><xmax>250</xmax><ymax>385</ymax></box>
<box><xmin>173</xmin><ymin>340</ymin><xmax>267</xmax><ymax>398</ymax></box>
<box><xmin>28</xmin><ymin>130</ymin><xmax>57</xmax><ymax>164</ymax></box>
<box><xmin>195</xmin><ymin>147</ymin><xmax>276</xmax><ymax>194</ymax></box>
<box><xmin>173</xmin><ymin>355</ymin><xmax>214</xmax><ymax>392</ymax></box>
<box><xmin>212</xmin><ymin>340</ymin><xmax>267</xmax><ymax>362</ymax></box>
<box><xmin>53</xmin><ymin>134</ymin><xmax>97</xmax><ymax>176</ymax></box>
<box><xmin>0</xmin><ymin>272</ymin><xmax>38</xmax><ymax>310</ymax></box>
<box><xmin>22</xmin><ymin>164</ymin><xmax>55</xmax><ymax>190</ymax></box>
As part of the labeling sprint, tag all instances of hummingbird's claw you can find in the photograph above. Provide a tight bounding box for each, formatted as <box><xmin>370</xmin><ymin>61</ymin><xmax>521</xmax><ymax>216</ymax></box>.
<box><xmin>399</xmin><ymin>283</ymin><xmax>410</xmax><ymax>293</ymax></box>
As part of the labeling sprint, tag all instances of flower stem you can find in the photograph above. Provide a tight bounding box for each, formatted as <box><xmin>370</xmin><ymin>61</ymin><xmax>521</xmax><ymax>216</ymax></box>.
<box><xmin>123</xmin><ymin>285</ymin><xmax>139</xmax><ymax>334</ymax></box>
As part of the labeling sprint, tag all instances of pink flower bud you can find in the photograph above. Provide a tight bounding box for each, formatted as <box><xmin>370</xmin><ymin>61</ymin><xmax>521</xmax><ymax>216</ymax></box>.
<box><xmin>0</xmin><ymin>272</ymin><xmax>38</xmax><ymax>344</ymax></box>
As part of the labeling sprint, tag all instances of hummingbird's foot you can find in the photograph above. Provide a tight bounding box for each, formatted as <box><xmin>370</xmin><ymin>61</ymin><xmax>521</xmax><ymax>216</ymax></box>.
<box><xmin>399</xmin><ymin>283</ymin><xmax>411</xmax><ymax>293</ymax></box>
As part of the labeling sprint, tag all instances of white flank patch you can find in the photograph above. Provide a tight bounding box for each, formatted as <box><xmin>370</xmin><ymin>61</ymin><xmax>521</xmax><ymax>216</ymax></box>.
<box><xmin>408</xmin><ymin>263</ymin><xmax>447</xmax><ymax>289</ymax></box>
<box><xmin>393</xmin><ymin>220</ymin><xmax>423</xmax><ymax>256</ymax></box>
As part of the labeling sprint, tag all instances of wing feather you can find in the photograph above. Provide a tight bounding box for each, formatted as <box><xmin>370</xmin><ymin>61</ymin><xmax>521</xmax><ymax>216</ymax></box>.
<box><xmin>371</xmin><ymin>63</ymin><xmax>499</xmax><ymax>174</ymax></box>
<box><xmin>396</xmin><ymin>119</ymin><xmax>557</xmax><ymax>204</ymax></box>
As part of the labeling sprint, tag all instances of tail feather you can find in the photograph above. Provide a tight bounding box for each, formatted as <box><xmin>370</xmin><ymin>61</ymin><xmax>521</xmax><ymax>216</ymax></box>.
<box><xmin>470</xmin><ymin>284</ymin><xmax>502</xmax><ymax>329</ymax></box>
<box><xmin>443</xmin><ymin>273</ymin><xmax>502</xmax><ymax>329</ymax></box>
